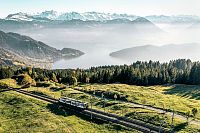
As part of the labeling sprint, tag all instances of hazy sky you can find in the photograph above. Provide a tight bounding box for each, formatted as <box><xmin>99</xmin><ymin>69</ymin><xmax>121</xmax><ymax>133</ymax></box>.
<box><xmin>0</xmin><ymin>0</ymin><xmax>200</xmax><ymax>17</ymax></box>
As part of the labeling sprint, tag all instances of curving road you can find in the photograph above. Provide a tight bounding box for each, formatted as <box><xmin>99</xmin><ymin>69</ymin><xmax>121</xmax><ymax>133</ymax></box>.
<box><xmin>75</xmin><ymin>89</ymin><xmax>200</xmax><ymax>127</ymax></box>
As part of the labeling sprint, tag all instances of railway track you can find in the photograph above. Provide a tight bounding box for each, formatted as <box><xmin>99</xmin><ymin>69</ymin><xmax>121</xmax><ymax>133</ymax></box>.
<box><xmin>10</xmin><ymin>88</ymin><xmax>170</xmax><ymax>133</ymax></box>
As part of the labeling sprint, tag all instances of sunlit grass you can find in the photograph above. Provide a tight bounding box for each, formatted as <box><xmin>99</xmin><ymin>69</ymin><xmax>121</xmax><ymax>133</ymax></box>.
<box><xmin>2</xmin><ymin>78</ymin><xmax>200</xmax><ymax>132</ymax></box>
<box><xmin>0</xmin><ymin>78</ymin><xmax>19</xmax><ymax>88</ymax></box>
<box><xmin>75</xmin><ymin>84</ymin><xmax>200</xmax><ymax>119</ymax></box>
<box><xmin>0</xmin><ymin>90</ymin><xmax>136</xmax><ymax>133</ymax></box>
<box><xmin>23</xmin><ymin>84</ymin><xmax>200</xmax><ymax>132</ymax></box>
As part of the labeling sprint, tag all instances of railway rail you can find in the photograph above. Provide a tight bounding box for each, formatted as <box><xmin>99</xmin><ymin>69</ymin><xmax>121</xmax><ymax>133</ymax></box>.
<box><xmin>10</xmin><ymin>88</ymin><xmax>170</xmax><ymax>133</ymax></box>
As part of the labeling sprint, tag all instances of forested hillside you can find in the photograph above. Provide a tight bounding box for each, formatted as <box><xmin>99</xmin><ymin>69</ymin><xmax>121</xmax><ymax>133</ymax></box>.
<box><xmin>1</xmin><ymin>59</ymin><xmax>200</xmax><ymax>86</ymax></box>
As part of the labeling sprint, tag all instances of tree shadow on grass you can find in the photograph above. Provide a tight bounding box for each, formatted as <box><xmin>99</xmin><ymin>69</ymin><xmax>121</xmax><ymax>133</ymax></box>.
<box><xmin>50</xmin><ymin>87</ymin><xmax>66</xmax><ymax>92</ymax></box>
<box><xmin>46</xmin><ymin>103</ymin><xmax>133</xmax><ymax>132</ymax></box>
<box><xmin>173</xmin><ymin>122</ymin><xmax>188</xmax><ymax>132</ymax></box>
<box><xmin>46</xmin><ymin>103</ymin><xmax>73</xmax><ymax>116</ymax></box>
<box><xmin>47</xmin><ymin>103</ymin><xmax>106</xmax><ymax>125</ymax></box>
<box><xmin>163</xmin><ymin>85</ymin><xmax>200</xmax><ymax>100</ymax></box>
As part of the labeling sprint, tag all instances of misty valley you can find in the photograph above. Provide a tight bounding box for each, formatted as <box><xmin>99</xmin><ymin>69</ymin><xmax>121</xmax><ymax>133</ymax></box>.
<box><xmin>1</xmin><ymin>13</ymin><xmax>200</xmax><ymax>69</ymax></box>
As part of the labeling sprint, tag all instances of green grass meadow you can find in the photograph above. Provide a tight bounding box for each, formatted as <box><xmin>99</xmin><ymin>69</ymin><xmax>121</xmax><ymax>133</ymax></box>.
<box><xmin>1</xmin><ymin>79</ymin><xmax>200</xmax><ymax>132</ymax></box>
<box><xmin>0</xmin><ymin>79</ymin><xmax>137</xmax><ymax>133</ymax></box>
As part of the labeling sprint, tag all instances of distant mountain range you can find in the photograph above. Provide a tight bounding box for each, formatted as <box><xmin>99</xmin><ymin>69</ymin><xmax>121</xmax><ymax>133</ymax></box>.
<box><xmin>110</xmin><ymin>43</ymin><xmax>200</xmax><ymax>62</ymax></box>
<box><xmin>4</xmin><ymin>11</ymin><xmax>138</xmax><ymax>22</ymax></box>
<box><xmin>0</xmin><ymin>30</ymin><xmax>84</xmax><ymax>68</ymax></box>
<box><xmin>114</xmin><ymin>17</ymin><xmax>164</xmax><ymax>35</ymax></box>
<box><xmin>0</xmin><ymin>15</ymin><xmax>165</xmax><ymax>36</ymax></box>
<box><xmin>2</xmin><ymin>11</ymin><xmax>200</xmax><ymax>23</ymax></box>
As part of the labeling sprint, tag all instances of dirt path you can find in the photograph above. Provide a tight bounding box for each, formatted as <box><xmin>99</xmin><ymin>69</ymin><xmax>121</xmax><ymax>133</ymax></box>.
<box><xmin>77</xmin><ymin>90</ymin><xmax>200</xmax><ymax>127</ymax></box>
<box><xmin>126</xmin><ymin>101</ymin><xmax>200</xmax><ymax>126</ymax></box>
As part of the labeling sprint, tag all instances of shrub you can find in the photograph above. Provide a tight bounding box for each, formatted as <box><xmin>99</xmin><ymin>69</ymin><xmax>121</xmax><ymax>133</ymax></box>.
<box><xmin>0</xmin><ymin>82</ymin><xmax>9</xmax><ymax>89</ymax></box>
<box><xmin>15</xmin><ymin>74</ymin><xmax>36</xmax><ymax>87</ymax></box>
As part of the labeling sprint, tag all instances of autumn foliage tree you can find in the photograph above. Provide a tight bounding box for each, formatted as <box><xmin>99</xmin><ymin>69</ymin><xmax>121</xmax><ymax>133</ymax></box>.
<box><xmin>15</xmin><ymin>74</ymin><xmax>36</xmax><ymax>88</ymax></box>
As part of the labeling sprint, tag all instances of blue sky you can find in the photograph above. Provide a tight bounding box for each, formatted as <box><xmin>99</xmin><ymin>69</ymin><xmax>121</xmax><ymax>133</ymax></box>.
<box><xmin>0</xmin><ymin>0</ymin><xmax>200</xmax><ymax>17</ymax></box>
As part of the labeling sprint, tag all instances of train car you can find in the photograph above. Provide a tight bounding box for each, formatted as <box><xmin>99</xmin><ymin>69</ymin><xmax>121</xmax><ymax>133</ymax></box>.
<box><xmin>58</xmin><ymin>97</ymin><xmax>88</xmax><ymax>110</ymax></box>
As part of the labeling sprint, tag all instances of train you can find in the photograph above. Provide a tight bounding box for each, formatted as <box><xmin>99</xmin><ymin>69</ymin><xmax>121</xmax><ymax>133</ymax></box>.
<box><xmin>58</xmin><ymin>97</ymin><xmax>89</xmax><ymax>109</ymax></box>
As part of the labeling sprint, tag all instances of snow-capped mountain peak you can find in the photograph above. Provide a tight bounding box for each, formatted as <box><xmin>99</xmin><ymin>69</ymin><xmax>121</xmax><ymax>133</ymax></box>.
<box><xmin>4</xmin><ymin>11</ymin><xmax>200</xmax><ymax>23</ymax></box>
<box><xmin>6</xmin><ymin>12</ymin><xmax>34</xmax><ymax>21</ymax></box>
<box><xmin>5</xmin><ymin>11</ymin><xmax>139</xmax><ymax>22</ymax></box>
<box><xmin>33</xmin><ymin>10</ymin><xmax>59</xmax><ymax>20</ymax></box>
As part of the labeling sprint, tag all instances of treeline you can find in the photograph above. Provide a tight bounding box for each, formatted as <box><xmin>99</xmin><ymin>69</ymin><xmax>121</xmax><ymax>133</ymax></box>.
<box><xmin>1</xmin><ymin>59</ymin><xmax>200</xmax><ymax>86</ymax></box>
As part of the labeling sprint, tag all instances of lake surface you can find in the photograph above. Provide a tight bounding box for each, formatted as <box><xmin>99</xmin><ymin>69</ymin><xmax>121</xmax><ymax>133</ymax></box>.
<box><xmin>15</xmin><ymin>27</ymin><xmax>155</xmax><ymax>69</ymax></box>
<box><xmin>53</xmin><ymin>49</ymin><xmax>129</xmax><ymax>69</ymax></box>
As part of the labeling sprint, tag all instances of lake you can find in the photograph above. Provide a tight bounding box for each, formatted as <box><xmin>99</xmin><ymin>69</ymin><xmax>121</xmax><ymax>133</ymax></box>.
<box><xmin>15</xmin><ymin>24</ymin><xmax>199</xmax><ymax>69</ymax></box>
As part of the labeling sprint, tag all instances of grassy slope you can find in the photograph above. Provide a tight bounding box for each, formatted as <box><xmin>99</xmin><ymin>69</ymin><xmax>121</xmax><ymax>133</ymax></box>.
<box><xmin>23</xmin><ymin>83</ymin><xmax>200</xmax><ymax>132</ymax></box>
<box><xmin>0</xmin><ymin>79</ymin><xmax>18</xmax><ymax>88</ymax></box>
<box><xmin>76</xmin><ymin>84</ymin><xmax>200</xmax><ymax>119</ymax></box>
<box><xmin>0</xmin><ymin>81</ymin><xmax>136</xmax><ymax>133</ymax></box>
<box><xmin>1</xmin><ymin>79</ymin><xmax>200</xmax><ymax>132</ymax></box>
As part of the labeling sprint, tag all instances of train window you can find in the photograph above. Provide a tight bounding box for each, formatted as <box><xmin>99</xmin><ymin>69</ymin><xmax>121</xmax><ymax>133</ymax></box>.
<box><xmin>66</xmin><ymin>100</ymin><xmax>71</xmax><ymax>104</ymax></box>
<box><xmin>71</xmin><ymin>101</ymin><xmax>76</xmax><ymax>106</ymax></box>
<box><xmin>60</xmin><ymin>97</ymin><xmax>88</xmax><ymax>109</ymax></box>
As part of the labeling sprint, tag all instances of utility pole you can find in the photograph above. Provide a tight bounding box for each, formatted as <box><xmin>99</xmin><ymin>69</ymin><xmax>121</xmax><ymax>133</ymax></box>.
<box><xmin>90</xmin><ymin>95</ymin><xmax>93</xmax><ymax>120</ymax></box>
<box><xmin>102</xmin><ymin>93</ymin><xmax>105</xmax><ymax>113</ymax></box>
<box><xmin>93</xmin><ymin>90</ymin><xmax>96</xmax><ymax>96</ymax></box>
<box><xmin>171</xmin><ymin>109</ymin><xmax>175</xmax><ymax>132</ymax></box>
<box><xmin>104</xmin><ymin>99</ymin><xmax>105</xmax><ymax>113</ymax></box>
<box><xmin>90</xmin><ymin>91</ymin><xmax>96</xmax><ymax>120</ymax></box>
<box><xmin>159</xmin><ymin>120</ymin><xmax>164</xmax><ymax>133</ymax></box>
<box><xmin>114</xmin><ymin>94</ymin><xmax>117</xmax><ymax>101</ymax></box>
<box><xmin>159</xmin><ymin>103</ymin><xmax>166</xmax><ymax>133</ymax></box>
<box><xmin>61</xmin><ymin>91</ymin><xmax>63</xmax><ymax>97</ymax></box>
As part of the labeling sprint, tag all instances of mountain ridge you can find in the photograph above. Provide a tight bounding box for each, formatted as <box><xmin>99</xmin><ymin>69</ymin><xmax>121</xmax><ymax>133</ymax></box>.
<box><xmin>0</xmin><ymin>30</ymin><xmax>84</xmax><ymax>68</ymax></box>
<box><xmin>110</xmin><ymin>43</ymin><xmax>200</xmax><ymax>62</ymax></box>
<box><xmin>3</xmin><ymin>11</ymin><xmax>200</xmax><ymax>23</ymax></box>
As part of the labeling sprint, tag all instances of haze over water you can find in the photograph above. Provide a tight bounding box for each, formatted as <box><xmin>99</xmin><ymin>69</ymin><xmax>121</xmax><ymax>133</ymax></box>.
<box><xmin>14</xmin><ymin>23</ymin><xmax>200</xmax><ymax>69</ymax></box>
